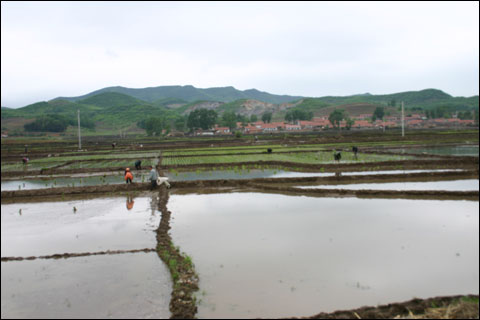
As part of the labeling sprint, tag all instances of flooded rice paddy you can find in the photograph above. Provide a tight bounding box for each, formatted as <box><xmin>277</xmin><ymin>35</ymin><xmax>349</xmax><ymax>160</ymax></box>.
<box><xmin>1</xmin><ymin>169</ymin><xmax>467</xmax><ymax>191</ymax></box>
<box><xmin>1</xmin><ymin>196</ymin><xmax>172</xmax><ymax>319</ymax></box>
<box><xmin>297</xmin><ymin>179</ymin><xmax>479</xmax><ymax>191</ymax></box>
<box><xmin>1</xmin><ymin>252</ymin><xmax>171</xmax><ymax>319</ymax></box>
<box><xmin>1</xmin><ymin>172</ymin><xmax>151</xmax><ymax>191</ymax></box>
<box><xmin>168</xmin><ymin>193</ymin><xmax>479</xmax><ymax>318</ymax></box>
<box><xmin>1</xmin><ymin>197</ymin><xmax>160</xmax><ymax>257</ymax></box>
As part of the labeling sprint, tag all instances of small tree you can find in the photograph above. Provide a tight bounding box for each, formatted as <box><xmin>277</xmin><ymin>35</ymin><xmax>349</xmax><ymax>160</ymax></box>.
<box><xmin>250</xmin><ymin>114</ymin><xmax>258</xmax><ymax>123</ymax></box>
<box><xmin>221</xmin><ymin>111</ymin><xmax>237</xmax><ymax>131</ymax></box>
<box><xmin>328</xmin><ymin>109</ymin><xmax>345</xmax><ymax>130</ymax></box>
<box><xmin>373</xmin><ymin>106</ymin><xmax>385</xmax><ymax>121</ymax></box>
<box><xmin>262</xmin><ymin>112</ymin><xmax>272</xmax><ymax>123</ymax></box>
<box><xmin>345</xmin><ymin>118</ymin><xmax>355</xmax><ymax>130</ymax></box>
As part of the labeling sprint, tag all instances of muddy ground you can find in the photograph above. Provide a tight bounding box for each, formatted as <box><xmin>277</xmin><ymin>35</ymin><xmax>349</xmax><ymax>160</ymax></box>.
<box><xmin>155</xmin><ymin>186</ymin><xmax>199</xmax><ymax>319</ymax></box>
<box><xmin>289</xmin><ymin>294</ymin><xmax>479</xmax><ymax>319</ymax></box>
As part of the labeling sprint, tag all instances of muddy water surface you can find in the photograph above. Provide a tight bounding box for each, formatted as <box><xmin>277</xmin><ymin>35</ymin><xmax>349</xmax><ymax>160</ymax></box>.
<box><xmin>1</xmin><ymin>197</ymin><xmax>160</xmax><ymax>257</ymax></box>
<box><xmin>169</xmin><ymin>193</ymin><xmax>479</xmax><ymax>319</ymax></box>
<box><xmin>298</xmin><ymin>179</ymin><xmax>479</xmax><ymax>191</ymax></box>
<box><xmin>1</xmin><ymin>173</ymin><xmax>151</xmax><ymax>191</ymax></box>
<box><xmin>1</xmin><ymin>252</ymin><xmax>171</xmax><ymax>319</ymax></box>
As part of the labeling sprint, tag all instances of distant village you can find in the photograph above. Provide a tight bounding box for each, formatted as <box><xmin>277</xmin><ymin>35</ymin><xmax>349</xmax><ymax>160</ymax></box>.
<box><xmin>193</xmin><ymin>113</ymin><xmax>477</xmax><ymax>136</ymax></box>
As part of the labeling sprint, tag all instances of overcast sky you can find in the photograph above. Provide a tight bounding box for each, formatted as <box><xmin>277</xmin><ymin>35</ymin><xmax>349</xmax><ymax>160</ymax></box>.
<box><xmin>1</xmin><ymin>1</ymin><xmax>479</xmax><ymax>108</ymax></box>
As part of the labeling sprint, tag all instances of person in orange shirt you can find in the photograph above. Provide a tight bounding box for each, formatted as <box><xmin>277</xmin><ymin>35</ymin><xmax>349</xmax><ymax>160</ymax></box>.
<box><xmin>125</xmin><ymin>168</ymin><xmax>133</xmax><ymax>184</ymax></box>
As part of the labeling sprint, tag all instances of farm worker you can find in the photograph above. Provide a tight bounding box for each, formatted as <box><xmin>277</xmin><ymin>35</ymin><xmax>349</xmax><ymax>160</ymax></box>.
<box><xmin>22</xmin><ymin>157</ymin><xmax>29</xmax><ymax>164</ymax></box>
<box><xmin>352</xmin><ymin>146</ymin><xmax>359</xmax><ymax>159</ymax></box>
<box><xmin>148</xmin><ymin>166</ymin><xmax>159</xmax><ymax>190</ymax></box>
<box><xmin>135</xmin><ymin>160</ymin><xmax>142</xmax><ymax>170</ymax></box>
<box><xmin>124</xmin><ymin>168</ymin><xmax>133</xmax><ymax>184</ymax></box>
<box><xmin>333</xmin><ymin>150</ymin><xmax>341</xmax><ymax>163</ymax></box>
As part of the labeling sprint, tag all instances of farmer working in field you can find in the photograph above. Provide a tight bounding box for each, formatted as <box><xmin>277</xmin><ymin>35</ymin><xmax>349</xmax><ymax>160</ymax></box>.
<box><xmin>333</xmin><ymin>150</ymin><xmax>341</xmax><ymax>163</ymax></box>
<box><xmin>124</xmin><ymin>168</ymin><xmax>133</xmax><ymax>184</ymax></box>
<box><xmin>352</xmin><ymin>146</ymin><xmax>359</xmax><ymax>159</ymax></box>
<box><xmin>148</xmin><ymin>166</ymin><xmax>158</xmax><ymax>190</ymax></box>
<box><xmin>135</xmin><ymin>160</ymin><xmax>142</xmax><ymax>170</ymax></box>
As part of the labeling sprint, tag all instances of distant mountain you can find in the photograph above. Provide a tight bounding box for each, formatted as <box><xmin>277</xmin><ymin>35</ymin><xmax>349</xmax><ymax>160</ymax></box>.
<box><xmin>295</xmin><ymin>89</ymin><xmax>478</xmax><ymax>111</ymax></box>
<box><xmin>54</xmin><ymin>85</ymin><xmax>304</xmax><ymax>105</ymax></box>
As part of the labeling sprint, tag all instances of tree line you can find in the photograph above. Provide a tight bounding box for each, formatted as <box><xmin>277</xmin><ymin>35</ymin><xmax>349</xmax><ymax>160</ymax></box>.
<box><xmin>24</xmin><ymin>114</ymin><xmax>95</xmax><ymax>132</ymax></box>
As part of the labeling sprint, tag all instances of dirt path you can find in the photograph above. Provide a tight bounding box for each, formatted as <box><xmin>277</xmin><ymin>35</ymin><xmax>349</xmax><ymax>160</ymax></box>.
<box><xmin>1</xmin><ymin>248</ymin><xmax>156</xmax><ymax>262</ymax></box>
<box><xmin>154</xmin><ymin>160</ymin><xmax>199</xmax><ymax>319</ymax></box>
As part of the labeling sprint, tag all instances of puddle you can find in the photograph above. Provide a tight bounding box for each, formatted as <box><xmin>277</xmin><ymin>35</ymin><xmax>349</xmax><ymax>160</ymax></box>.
<box><xmin>1</xmin><ymin>252</ymin><xmax>171</xmax><ymax>319</ymax></box>
<box><xmin>297</xmin><ymin>179</ymin><xmax>480</xmax><ymax>191</ymax></box>
<box><xmin>165</xmin><ymin>169</ymin><xmax>316</xmax><ymax>181</ymax></box>
<box><xmin>164</xmin><ymin>169</ymin><xmax>464</xmax><ymax>181</ymax></box>
<box><xmin>169</xmin><ymin>193</ymin><xmax>479</xmax><ymax>318</ymax></box>
<box><xmin>1</xmin><ymin>197</ymin><xmax>160</xmax><ymax>257</ymax></box>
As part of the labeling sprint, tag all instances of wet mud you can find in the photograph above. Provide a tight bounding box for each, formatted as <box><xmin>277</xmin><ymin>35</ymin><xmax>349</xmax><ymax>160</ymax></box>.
<box><xmin>289</xmin><ymin>294</ymin><xmax>479</xmax><ymax>319</ymax></box>
<box><xmin>155</xmin><ymin>185</ymin><xmax>199</xmax><ymax>319</ymax></box>
<box><xmin>1</xmin><ymin>248</ymin><xmax>155</xmax><ymax>262</ymax></box>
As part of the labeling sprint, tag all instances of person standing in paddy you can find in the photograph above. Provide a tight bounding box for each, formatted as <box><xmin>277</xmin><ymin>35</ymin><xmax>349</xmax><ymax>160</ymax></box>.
<box><xmin>124</xmin><ymin>168</ymin><xmax>133</xmax><ymax>184</ymax></box>
<box><xmin>148</xmin><ymin>166</ymin><xmax>158</xmax><ymax>190</ymax></box>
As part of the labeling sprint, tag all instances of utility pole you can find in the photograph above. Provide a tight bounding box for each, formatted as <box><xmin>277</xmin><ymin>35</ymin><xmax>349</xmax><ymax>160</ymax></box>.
<box><xmin>401</xmin><ymin>101</ymin><xmax>405</xmax><ymax>138</ymax></box>
<box><xmin>77</xmin><ymin>109</ymin><xmax>81</xmax><ymax>150</ymax></box>
<box><xmin>383</xmin><ymin>106</ymin><xmax>385</xmax><ymax>133</ymax></box>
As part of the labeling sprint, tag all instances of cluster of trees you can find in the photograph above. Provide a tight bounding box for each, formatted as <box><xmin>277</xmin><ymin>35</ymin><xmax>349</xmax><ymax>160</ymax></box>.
<box><xmin>261</xmin><ymin>112</ymin><xmax>272</xmax><ymax>123</ymax></box>
<box><xmin>457</xmin><ymin>110</ymin><xmax>474</xmax><ymax>120</ymax></box>
<box><xmin>137</xmin><ymin>117</ymin><xmax>171</xmax><ymax>136</ymax></box>
<box><xmin>424</xmin><ymin>107</ymin><xmax>453</xmax><ymax>119</ymax></box>
<box><xmin>24</xmin><ymin>114</ymin><xmax>95</xmax><ymax>132</ymax></box>
<box><xmin>328</xmin><ymin>109</ymin><xmax>355</xmax><ymax>130</ymax></box>
<box><xmin>284</xmin><ymin>109</ymin><xmax>313</xmax><ymax>122</ymax></box>
<box><xmin>220</xmin><ymin>111</ymin><xmax>252</xmax><ymax>130</ymax></box>
<box><xmin>372</xmin><ymin>106</ymin><xmax>385</xmax><ymax>122</ymax></box>
<box><xmin>186</xmin><ymin>109</ymin><xmax>218</xmax><ymax>131</ymax></box>
<box><xmin>185</xmin><ymin>110</ymin><xmax>265</xmax><ymax>132</ymax></box>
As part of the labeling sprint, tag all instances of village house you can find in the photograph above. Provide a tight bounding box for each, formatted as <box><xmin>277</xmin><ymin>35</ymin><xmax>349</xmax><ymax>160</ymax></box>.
<box><xmin>214</xmin><ymin>126</ymin><xmax>232</xmax><ymax>135</ymax></box>
<box><xmin>285</xmin><ymin>124</ymin><xmax>302</xmax><ymax>131</ymax></box>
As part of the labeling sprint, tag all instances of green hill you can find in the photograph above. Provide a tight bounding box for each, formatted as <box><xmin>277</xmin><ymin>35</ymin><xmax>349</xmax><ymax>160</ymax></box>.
<box><xmin>2</xmin><ymin>88</ymin><xmax>477</xmax><ymax>135</ymax></box>
<box><xmin>55</xmin><ymin>85</ymin><xmax>304</xmax><ymax>104</ymax></box>
<box><xmin>295</xmin><ymin>89</ymin><xmax>478</xmax><ymax>112</ymax></box>
<box><xmin>77</xmin><ymin>92</ymin><xmax>147</xmax><ymax>108</ymax></box>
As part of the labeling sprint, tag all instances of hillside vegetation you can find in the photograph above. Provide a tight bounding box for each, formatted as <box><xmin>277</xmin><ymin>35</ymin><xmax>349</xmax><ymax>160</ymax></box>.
<box><xmin>55</xmin><ymin>85</ymin><xmax>304</xmax><ymax>104</ymax></box>
<box><xmin>1</xmin><ymin>87</ymin><xmax>478</xmax><ymax>135</ymax></box>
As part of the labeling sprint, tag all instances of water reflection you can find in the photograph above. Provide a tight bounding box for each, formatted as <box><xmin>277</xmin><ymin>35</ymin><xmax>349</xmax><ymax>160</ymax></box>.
<box><xmin>1</xmin><ymin>198</ymin><xmax>160</xmax><ymax>257</ymax></box>
<box><xmin>1</xmin><ymin>253</ymin><xmax>171</xmax><ymax>319</ymax></box>
<box><xmin>126</xmin><ymin>196</ymin><xmax>135</xmax><ymax>211</ymax></box>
